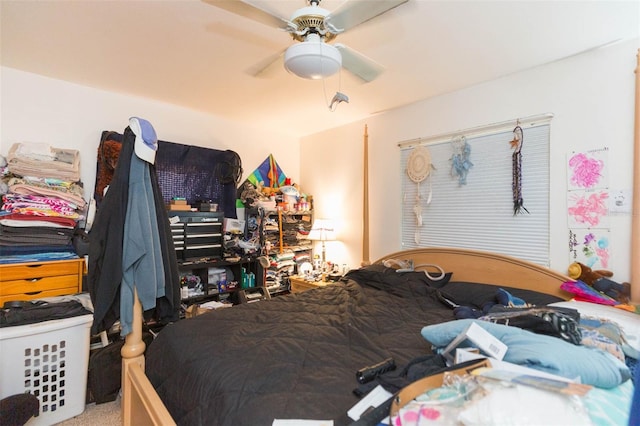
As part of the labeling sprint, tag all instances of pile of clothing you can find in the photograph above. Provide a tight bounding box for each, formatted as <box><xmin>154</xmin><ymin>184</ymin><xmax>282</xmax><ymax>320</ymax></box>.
<box><xmin>0</xmin><ymin>142</ymin><xmax>85</xmax><ymax>263</ymax></box>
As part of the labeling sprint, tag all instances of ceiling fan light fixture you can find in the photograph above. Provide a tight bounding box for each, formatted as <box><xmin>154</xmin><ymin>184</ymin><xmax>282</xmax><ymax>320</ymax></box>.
<box><xmin>284</xmin><ymin>41</ymin><xmax>342</xmax><ymax>80</ymax></box>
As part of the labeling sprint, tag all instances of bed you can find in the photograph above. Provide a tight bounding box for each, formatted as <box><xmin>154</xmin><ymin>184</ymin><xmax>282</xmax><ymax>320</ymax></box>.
<box><xmin>149</xmin><ymin>249</ymin><xmax>574</xmax><ymax>425</ymax></box>
<box><xmin>126</xmin><ymin>248</ymin><xmax>636</xmax><ymax>425</ymax></box>
<box><xmin>119</xmin><ymin>49</ymin><xmax>640</xmax><ymax>425</ymax></box>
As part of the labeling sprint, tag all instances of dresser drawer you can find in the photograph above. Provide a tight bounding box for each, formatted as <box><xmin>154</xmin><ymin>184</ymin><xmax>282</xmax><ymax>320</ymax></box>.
<box><xmin>0</xmin><ymin>286</ymin><xmax>80</xmax><ymax>305</ymax></box>
<box><xmin>0</xmin><ymin>259</ymin><xmax>83</xmax><ymax>281</ymax></box>
<box><xmin>0</xmin><ymin>258</ymin><xmax>83</xmax><ymax>302</ymax></box>
<box><xmin>0</xmin><ymin>274</ymin><xmax>80</xmax><ymax>296</ymax></box>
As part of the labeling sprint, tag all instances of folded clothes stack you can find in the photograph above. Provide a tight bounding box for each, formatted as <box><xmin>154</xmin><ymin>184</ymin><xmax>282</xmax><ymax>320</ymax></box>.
<box><xmin>7</xmin><ymin>142</ymin><xmax>80</xmax><ymax>182</ymax></box>
<box><xmin>1</xmin><ymin>143</ymin><xmax>86</xmax><ymax>264</ymax></box>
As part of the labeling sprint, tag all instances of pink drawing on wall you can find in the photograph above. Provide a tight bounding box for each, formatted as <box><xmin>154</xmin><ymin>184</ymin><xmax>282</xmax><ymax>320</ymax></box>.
<box><xmin>567</xmin><ymin>190</ymin><xmax>610</xmax><ymax>228</ymax></box>
<box><xmin>567</xmin><ymin>149</ymin><xmax>609</xmax><ymax>191</ymax></box>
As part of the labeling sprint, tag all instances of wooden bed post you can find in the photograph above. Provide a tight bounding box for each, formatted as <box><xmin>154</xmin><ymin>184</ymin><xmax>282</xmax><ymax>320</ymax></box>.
<box><xmin>121</xmin><ymin>289</ymin><xmax>175</xmax><ymax>425</ymax></box>
<box><xmin>631</xmin><ymin>48</ymin><xmax>640</xmax><ymax>303</ymax></box>
<box><xmin>362</xmin><ymin>124</ymin><xmax>370</xmax><ymax>266</ymax></box>
<box><xmin>121</xmin><ymin>289</ymin><xmax>146</xmax><ymax>425</ymax></box>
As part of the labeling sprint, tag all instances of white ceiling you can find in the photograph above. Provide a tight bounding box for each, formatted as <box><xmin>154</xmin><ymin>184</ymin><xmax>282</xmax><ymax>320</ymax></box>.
<box><xmin>2</xmin><ymin>0</ymin><xmax>639</xmax><ymax>138</ymax></box>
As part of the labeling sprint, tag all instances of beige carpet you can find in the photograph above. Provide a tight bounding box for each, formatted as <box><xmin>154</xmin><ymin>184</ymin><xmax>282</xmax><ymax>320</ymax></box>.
<box><xmin>55</xmin><ymin>397</ymin><xmax>121</xmax><ymax>426</ymax></box>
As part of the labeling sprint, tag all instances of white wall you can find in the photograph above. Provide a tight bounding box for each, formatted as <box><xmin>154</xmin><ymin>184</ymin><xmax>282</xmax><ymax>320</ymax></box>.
<box><xmin>3</xmin><ymin>39</ymin><xmax>637</xmax><ymax>282</ymax></box>
<box><xmin>301</xmin><ymin>39</ymin><xmax>638</xmax><ymax>283</ymax></box>
<box><xmin>0</xmin><ymin>67</ymin><xmax>301</xmax><ymax>202</ymax></box>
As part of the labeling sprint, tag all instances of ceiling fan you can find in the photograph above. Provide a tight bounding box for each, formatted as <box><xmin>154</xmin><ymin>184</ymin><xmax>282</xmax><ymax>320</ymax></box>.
<box><xmin>203</xmin><ymin>0</ymin><xmax>409</xmax><ymax>82</ymax></box>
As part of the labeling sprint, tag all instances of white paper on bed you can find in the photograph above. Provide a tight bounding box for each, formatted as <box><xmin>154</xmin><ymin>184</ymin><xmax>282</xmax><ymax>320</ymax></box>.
<box><xmin>272</xmin><ymin>420</ymin><xmax>333</xmax><ymax>426</ymax></box>
<box><xmin>485</xmin><ymin>358</ymin><xmax>580</xmax><ymax>383</ymax></box>
<box><xmin>347</xmin><ymin>384</ymin><xmax>393</xmax><ymax>421</ymax></box>
<box><xmin>455</xmin><ymin>348</ymin><xmax>484</xmax><ymax>363</ymax></box>
<box><xmin>456</xmin><ymin>352</ymin><xmax>583</xmax><ymax>386</ymax></box>
<box><xmin>457</xmin><ymin>383</ymin><xmax>592</xmax><ymax>425</ymax></box>
<box><xmin>441</xmin><ymin>321</ymin><xmax>508</xmax><ymax>363</ymax></box>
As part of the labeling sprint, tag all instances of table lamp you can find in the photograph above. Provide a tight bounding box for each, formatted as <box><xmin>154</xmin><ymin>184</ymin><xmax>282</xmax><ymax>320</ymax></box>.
<box><xmin>308</xmin><ymin>218</ymin><xmax>336</xmax><ymax>271</ymax></box>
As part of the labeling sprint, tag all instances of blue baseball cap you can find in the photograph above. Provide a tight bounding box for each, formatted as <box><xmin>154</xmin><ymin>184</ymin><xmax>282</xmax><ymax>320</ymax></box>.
<box><xmin>129</xmin><ymin>117</ymin><xmax>158</xmax><ymax>164</ymax></box>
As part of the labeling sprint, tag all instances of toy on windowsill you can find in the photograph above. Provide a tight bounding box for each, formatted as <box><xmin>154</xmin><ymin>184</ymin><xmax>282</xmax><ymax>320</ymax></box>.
<box><xmin>567</xmin><ymin>262</ymin><xmax>631</xmax><ymax>303</ymax></box>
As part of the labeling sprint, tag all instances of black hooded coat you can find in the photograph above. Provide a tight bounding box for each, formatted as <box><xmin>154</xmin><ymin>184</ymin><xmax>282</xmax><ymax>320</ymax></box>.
<box><xmin>87</xmin><ymin>126</ymin><xmax>180</xmax><ymax>335</ymax></box>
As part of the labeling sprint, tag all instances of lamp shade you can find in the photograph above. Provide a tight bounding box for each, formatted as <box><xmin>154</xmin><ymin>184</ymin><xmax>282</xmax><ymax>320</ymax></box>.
<box><xmin>308</xmin><ymin>218</ymin><xmax>336</xmax><ymax>241</ymax></box>
<box><xmin>284</xmin><ymin>39</ymin><xmax>342</xmax><ymax>80</ymax></box>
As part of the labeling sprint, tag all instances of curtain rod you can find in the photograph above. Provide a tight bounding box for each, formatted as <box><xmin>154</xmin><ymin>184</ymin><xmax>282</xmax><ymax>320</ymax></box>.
<box><xmin>397</xmin><ymin>112</ymin><xmax>554</xmax><ymax>148</ymax></box>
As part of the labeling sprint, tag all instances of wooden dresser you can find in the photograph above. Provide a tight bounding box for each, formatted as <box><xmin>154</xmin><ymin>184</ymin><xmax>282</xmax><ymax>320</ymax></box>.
<box><xmin>0</xmin><ymin>258</ymin><xmax>84</xmax><ymax>305</ymax></box>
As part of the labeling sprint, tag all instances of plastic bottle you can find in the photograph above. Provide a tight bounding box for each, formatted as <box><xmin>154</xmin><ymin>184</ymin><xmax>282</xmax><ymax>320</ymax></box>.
<box><xmin>241</xmin><ymin>267</ymin><xmax>248</xmax><ymax>289</ymax></box>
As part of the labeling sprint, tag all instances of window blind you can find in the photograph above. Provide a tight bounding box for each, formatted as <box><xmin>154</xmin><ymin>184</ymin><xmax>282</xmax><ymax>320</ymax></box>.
<box><xmin>400</xmin><ymin>123</ymin><xmax>550</xmax><ymax>265</ymax></box>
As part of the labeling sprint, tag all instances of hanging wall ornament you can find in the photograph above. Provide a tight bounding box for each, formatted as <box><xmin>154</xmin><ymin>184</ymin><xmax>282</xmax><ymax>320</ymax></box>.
<box><xmin>450</xmin><ymin>136</ymin><xmax>473</xmax><ymax>185</ymax></box>
<box><xmin>510</xmin><ymin>124</ymin><xmax>529</xmax><ymax>215</ymax></box>
<box><xmin>406</xmin><ymin>146</ymin><xmax>433</xmax><ymax>244</ymax></box>
<box><xmin>407</xmin><ymin>145</ymin><xmax>432</xmax><ymax>184</ymax></box>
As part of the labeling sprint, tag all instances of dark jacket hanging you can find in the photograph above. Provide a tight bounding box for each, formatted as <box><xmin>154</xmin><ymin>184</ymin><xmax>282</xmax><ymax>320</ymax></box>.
<box><xmin>88</xmin><ymin>126</ymin><xmax>180</xmax><ymax>335</ymax></box>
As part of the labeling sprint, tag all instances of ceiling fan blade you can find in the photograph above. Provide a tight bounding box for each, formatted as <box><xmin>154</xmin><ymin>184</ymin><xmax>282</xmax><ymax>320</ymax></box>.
<box><xmin>335</xmin><ymin>44</ymin><xmax>385</xmax><ymax>82</ymax></box>
<box><xmin>325</xmin><ymin>0</ymin><xmax>408</xmax><ymax>32</ymax></box>
<box><xmin>202</xmin><ymin>0</ymin><xmax>291</xmax><ymax>30</ymax></box>
<box><xmin>245</xmin><ymin>49</ymin><xmax>285</xmax><ymax>78</ymax></box>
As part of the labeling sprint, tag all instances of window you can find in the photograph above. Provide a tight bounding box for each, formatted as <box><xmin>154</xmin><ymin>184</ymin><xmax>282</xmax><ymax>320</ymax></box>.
<box><xmin>400</xmin><ymin>120</ymin><xmax>551</xmax><ymax>265</ymax></box>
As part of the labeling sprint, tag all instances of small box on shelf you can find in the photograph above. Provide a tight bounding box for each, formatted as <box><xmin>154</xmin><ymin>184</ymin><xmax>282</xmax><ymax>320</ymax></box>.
<box><xmin>168</xmin><ymin>203</ymin><xmax>192</xmax><ymax>211</ymax></box>
<box><xmin>168</xmin><ymin>197</ymin><xmax>191</xmax><ymax>211</ymax></box>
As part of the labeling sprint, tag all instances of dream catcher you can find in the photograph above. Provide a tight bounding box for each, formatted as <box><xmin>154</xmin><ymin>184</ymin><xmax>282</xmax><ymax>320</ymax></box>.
<box><xmin>406</xmin><ymin>146</ymin><xmax>433</xmax><ymax>244</ymax></box>
<box><xmin>450</xmin><ymin>136</ymin><xmax>473</xmax><ymax>185</ymax></box>
<box><xmin>510</xmin><ymin>123</ymin><xmax>529</xmax><ymax>215</ymax></box>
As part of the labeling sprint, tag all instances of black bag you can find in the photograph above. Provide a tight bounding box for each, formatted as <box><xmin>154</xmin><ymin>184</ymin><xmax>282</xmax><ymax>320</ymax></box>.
<box><xmin>353</xmin><ymin>354</ymin><xmax>448</xmax><ymax>398</ymax></box>
<box><xmin>0</xmin><ymin>393</ymin><xmax>39</xmax><ymax>426</ymax></box>
<box><xmin>87</xmin><ymin>331</ymin><xmax>154</xmax><ymax>404</ymax></box>
<box><xmin>482</xmin><ymin>306</ymin><xmax>582</xmax><ymax>345</ymax></box>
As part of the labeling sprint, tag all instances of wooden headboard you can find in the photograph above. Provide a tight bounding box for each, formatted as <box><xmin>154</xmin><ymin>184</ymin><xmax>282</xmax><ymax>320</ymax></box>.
<box><xmin>376</xmin><ymin>247</ymin><xmax>573</xmax><ymax>299</ymax></box>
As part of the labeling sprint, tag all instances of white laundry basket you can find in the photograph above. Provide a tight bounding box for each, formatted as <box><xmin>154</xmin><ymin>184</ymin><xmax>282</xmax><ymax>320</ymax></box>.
<box><xmin>0</xmin><ymin>314</ymin><xmax>93</xmax><ymax>426</ymax></box>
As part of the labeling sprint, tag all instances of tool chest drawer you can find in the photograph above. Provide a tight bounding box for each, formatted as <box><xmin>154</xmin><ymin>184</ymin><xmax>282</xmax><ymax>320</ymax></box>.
<box><xmin>169</xmin><ymin>211</ymin><xmax>224</xmax><ymax>260</ymax></box>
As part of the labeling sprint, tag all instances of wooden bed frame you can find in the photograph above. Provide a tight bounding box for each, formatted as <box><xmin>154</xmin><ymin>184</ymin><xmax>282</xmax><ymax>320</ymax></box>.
<box><xmin>119</xmin><ymin>49</ymin><xmax>640</xmax><ymax>426</ymax></box>
<box><xmin>119</xmin><ymin>247</ymin><xmax>575</xmax><ymax>426</ymax></box>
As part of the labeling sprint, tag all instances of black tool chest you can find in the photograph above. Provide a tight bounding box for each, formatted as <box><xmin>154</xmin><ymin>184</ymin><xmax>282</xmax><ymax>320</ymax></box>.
<box><xmin>169</xmin><ymin>212</ymin><xmax>224</xmax><ymax>260</ymax></box>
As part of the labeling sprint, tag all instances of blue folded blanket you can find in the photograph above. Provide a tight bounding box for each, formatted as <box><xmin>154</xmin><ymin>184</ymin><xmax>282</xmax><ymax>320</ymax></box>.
<box><xmin>421</xmin><ymin>319</ymin><xmax>630</xmax><ymax>389</ymax></box>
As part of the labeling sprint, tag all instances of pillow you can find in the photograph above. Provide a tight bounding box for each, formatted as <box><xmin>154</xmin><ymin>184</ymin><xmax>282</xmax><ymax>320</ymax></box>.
<box><xmin>345</xmin><ymin>264</ymin><xmax>452</xmax><ymax>289</ymax></box>
<box><xmin>421</xmin><ymin>319</ymin><xmax>630</xmax><ymax>389</ymax></box>
<box><xmin>438</xmin><ymin>281</ymin><xmax>565</xmax><ymax>309</ymax></box>
<box><xmin>549</xmin><ymin>300</ymin><xmax>640</xmax><ymax>359</ymax></box>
